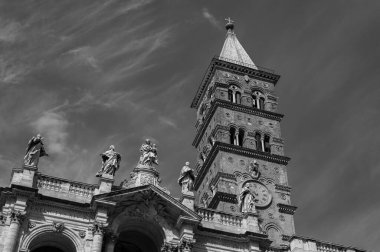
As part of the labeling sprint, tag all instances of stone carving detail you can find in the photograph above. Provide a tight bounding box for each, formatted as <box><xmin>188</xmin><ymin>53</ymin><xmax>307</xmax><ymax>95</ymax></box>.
<box><xmin>96</xmin><ymin>145</ymin><xmax>121</xmax><ymax>178</ymax></box>
<box><xmin>52</xmin><ymin>221</ymin><xmax>64</xmax><ymax>232</ymax></box>
<box><xmin>201</xmin><ymin>193</ymin><xmax>209</xmax><ymax>207</ymax></box>
<box><xmin>0</xmin><ymin>213</ymin><xmax>6</xmax><ymax>224</ymax></box>
<box><xmin>24</xmin><ymin>134</ymin><xmax>48</xmax><ymax>167</ymax></box>
<box><xmin>239</xmin><ymin>185</ymin><xmax>257</xmax><ymax>213</ymax></box>
<box><xmin>79</xmin><ymin>230</ymin><xmax>86</xmax><ymax>238</ymax></box>
<box><xmin>179</xmin><ymin>238</ymin><xmax>195</xmax><ymax>251</ymax></box>
<box><xmin>28</xmin><ymin>221</ymin><xmax>36</xmax><ymax>229</ymax></box>
<box><xmin>178</xmin><ymin>162</ymin><xmax>195</xmax><ymax>193</ymax></box>
<box><xmin>138</xmin><ymin>139</ymin><xmax>158</xmax><ymax>167</ymax></box>
<box><xmin>248</xmin><ymin>160</ymin><xmax>260</xmax><ymax>178</ymax></box>
<box><xmin>161</xmin><ymin>242</ymin><xmax>178</xmax><ymax>252</ymax></box>
<box><xmin>9</xmin><ymin>210</ymin><xmax>25</xmax><ymax>224</ymax></box>
<box><xmin>91</xmin><ymin>221</ymin><xmax>104</xmax><ymax>235</ymax></box>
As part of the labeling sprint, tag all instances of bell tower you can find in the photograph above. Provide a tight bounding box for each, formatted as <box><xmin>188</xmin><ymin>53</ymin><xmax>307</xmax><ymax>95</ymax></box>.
<box><xmin>191</xmin><ymin>19</ymin><xmax>296</xmax><ymax>247</ymax></box>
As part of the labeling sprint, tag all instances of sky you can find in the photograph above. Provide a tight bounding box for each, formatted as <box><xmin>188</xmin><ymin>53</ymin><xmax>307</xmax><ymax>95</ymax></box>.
<box><xmin>0</xmin><ymin>0</ymin><xmax>379</xmax><ymax>250</ymax></box>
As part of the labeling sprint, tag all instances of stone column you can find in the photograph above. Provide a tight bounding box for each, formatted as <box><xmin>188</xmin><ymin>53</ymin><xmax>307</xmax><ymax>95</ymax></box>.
<box><xmin>91</xmin><ymin>222</ymin><xmax>104</xmax><ymax>252</ymax></box>
<box><xmin>3</xmin><ymin>211</ymin><xmax>25</xmax><ymax>252</ymax></box>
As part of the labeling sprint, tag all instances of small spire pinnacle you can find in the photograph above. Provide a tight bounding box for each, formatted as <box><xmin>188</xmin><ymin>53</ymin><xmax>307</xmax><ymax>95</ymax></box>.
<box><xmin>225</xmin><ymin>17</ymin><xmax>234</xmax><ymax>31</ymax></box>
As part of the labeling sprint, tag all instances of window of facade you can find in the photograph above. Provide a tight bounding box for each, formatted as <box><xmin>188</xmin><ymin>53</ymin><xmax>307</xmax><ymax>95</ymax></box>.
<box><xmin>264</xmin><ymin>135</ymin><xmax>271</xmax><ymax>153</ymax></box>
<box><xmin>255</xmin><ymin>133</ymin><xmax>263</xmax><ymax>151</ymax></box>
<box><xmin>252</xmin><ymin>91</ymin><xmax>265</xmax><ymax>110</ymax></box>
<box><xmin>229</xmin><ymin>127</ymin><xmax>236</xmax><ymax>145</ymax></box>
<box><xmin>228</xmin><ymin>85</ymin><xmax>241</xmax><ymax>104</ymax></box>
<box><xmin>238</xmin><ymin>129</ymin><xmax>245</xmax><ymax>147</ymax></box>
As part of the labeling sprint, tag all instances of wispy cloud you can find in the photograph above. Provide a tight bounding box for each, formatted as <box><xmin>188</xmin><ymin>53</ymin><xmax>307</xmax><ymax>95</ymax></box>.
<box><xmin>31</xmin><ymin>111</ymin><xmax>69</xmax><ymax>154</ymax></box>
<box><xmin>202</xmin><ymin>8</ymin><xmax>221</xmax><ymax>30</ymax></box>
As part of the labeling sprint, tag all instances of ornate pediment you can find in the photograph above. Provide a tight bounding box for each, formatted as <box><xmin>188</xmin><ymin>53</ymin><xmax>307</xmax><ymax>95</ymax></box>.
<box><xmin>93</xmin><ymin>184</ymin><xmax>201</xmax><ymax>225</ymax></box>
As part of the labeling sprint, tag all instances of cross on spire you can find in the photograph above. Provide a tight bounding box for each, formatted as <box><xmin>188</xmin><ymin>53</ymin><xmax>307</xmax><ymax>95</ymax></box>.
<box><xmin>225</xmin><ymin>17</ymin><xmax>234</xmax><ymax>25</ymax></box>
<box><xmin>225</xmin><ymin>17</ymin><xmax>235</xmax><ymax>31</ymax></box>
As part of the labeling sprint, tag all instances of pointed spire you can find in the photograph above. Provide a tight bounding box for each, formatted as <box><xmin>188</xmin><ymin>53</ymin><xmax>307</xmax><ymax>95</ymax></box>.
<box><xmin>219</xmin><ymin>18</ymin><xmax>258</xmax><ymax>70</ymax></box>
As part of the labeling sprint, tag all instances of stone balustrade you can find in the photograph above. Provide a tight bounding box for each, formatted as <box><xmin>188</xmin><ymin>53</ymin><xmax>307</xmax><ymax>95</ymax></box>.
<box><xmin>289</xmin><ymin>236</ymin><xmax>364</xmax><ymax>252</ymax></box>
<box><xmin>37</xmin><ymin>174</ymin><xmax>96</xmax><ymax>203</ymax></box>
<box><xmin>197</xmin><ymin>207</ymin><xmax>256</xmax><ymax>234</ymax></box>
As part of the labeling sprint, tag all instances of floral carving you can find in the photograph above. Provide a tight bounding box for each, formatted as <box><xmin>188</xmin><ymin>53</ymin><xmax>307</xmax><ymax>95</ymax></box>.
<box><xmin>9</xmin><ymin>210</ymin><xmax>25</xmax><ymax>224</ymax></box>
<box><xmin>79</xmin><ymin>230</ymin><xmax>86</xmax><ymax>238</ymax></box>
<box><xmin>161</xmin><ymin>242</ymin><xmax>178</xmax><ymax>252</ymax></box>
<box><xmin>91</xmin><ymin>221</ymin><xmax>104</xmax><ymax>235</ymax></box>
<box><xmin>52</xmin><ymin>221</ymin><xmax>64</xmax><ymax>232</ymax></box>
<box><xmin>179</xmin><ymin>238</ymin><xmax>195</xmax><ymax>251</ymax></box>
<box><xmin>28</xmin><ymin>221</ymin><xmax>36</xmax><ymax>229</ymax></box>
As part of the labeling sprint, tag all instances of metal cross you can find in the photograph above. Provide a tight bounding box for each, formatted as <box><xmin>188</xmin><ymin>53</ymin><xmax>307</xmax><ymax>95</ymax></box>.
<box><xmin>225</xmin><ymin>17</ymin><xmax>234</xmax><ymax>24</ymax></box>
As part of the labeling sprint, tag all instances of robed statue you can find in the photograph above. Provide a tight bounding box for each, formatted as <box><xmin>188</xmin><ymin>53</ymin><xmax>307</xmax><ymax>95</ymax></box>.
<box><xmin>138</xmin><ymin>139</ymin><xmax>158</xmax><ymax>167</ymax></box>
<box><xmin>178</xmin><ymin>162</ymin><xmax>195</xmax><ymax>193</ymax></box>
<box><xmin>24</xmin><ymin>134</ymin><xmax>48</xmax><ymax>167</ymax></box>
<box><xmin>96</xmin><ymin>145</ymin><xmax>121</xmax><ymax>177</ymax></box>
<box><xmin>239</xmin><ymin>185</ymin><xmax>258</xmax><ymax>213</ymax></box>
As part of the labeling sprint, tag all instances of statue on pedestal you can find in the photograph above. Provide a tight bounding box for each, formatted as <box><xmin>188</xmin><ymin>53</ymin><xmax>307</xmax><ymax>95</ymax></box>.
<box><xmin>178</xmin><ymin>162</ymin><xmax>195</xmax><ymax>193</ymax></box>
<box><xmin>239</xmin><ymin>185</ymin><xmax>258</xmax><ymax>213</ymax></box>
<box><xmin>138</xmin><ymin>139</ymin><xmax>158</xmax><ymax>167</ymax></box>
<box><xmin>96</xmin><ymin>145</ymin><xmax>121</xmax><ymax>177</ymax></box>
<box><xmin>24</xmin><ymin>134</ymin><xmax>48</xmax><ymax>167</ymax></box>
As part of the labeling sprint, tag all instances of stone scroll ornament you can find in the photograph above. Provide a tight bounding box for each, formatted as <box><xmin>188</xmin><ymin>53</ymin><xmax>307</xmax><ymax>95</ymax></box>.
<box><xmin>24</xmin><ymin>134</ymin><xmax>48</xmax><ymax>167</ymax></box>
<box><xmin>178</xmin><ymin>162</ymin><xmax>195</xmax><ymax>193</ymax></box>
<box><xmin>138</xmin><ymin>139</ymin><xmax>158</xmax><ymax>167</ymax></box>
<box><xmin>96</xmin><ymin>145</ymin><xmax>121</xmax><ymax>178</ymax></box>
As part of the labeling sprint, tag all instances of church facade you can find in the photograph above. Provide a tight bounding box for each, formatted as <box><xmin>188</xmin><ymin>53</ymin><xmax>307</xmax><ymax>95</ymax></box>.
<box><xmin>0</xmin><ymin>20</ymin><xmax>365</xmax><ymax>252</ymax></box>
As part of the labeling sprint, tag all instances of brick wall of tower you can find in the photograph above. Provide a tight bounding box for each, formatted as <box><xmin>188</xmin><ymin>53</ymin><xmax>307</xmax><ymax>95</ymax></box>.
<box><xmin>193</xmin><ymin>66</ymin><xmax>295</xmax><ymax>247</ymax></box>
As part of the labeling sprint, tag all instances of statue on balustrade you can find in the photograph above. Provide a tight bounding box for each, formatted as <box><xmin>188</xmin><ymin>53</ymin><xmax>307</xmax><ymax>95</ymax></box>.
<box><xmin>239</xmin><ymin>185</ymin><xmax>258</xmax><ymax>213</ymax></box>
<box><xmin>138</xmin><ymin>139</ymin><xmax>158</xmax><ymax>167</ymax></box>
<box><xmin>178</xmin><ymin>162</ymin><xmax>195</xmax><ymax>193</ymax></box>
<box><xmin>96</xmin><ymin>145</ymin><xmax>121</xmax><ymax>177</ymax></box>
<box><xmin>24</xmin><ymin>134</ymin><xmax>48</xmax><ymax>167</ymax></box>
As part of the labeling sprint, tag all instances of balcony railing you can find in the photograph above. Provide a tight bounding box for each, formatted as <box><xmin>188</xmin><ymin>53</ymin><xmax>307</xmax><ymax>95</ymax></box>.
<box><xmin>37</xmin><ymin>174</ymin><xmax>96</xmax><ymax>201</ymax></box>
<box><xmin>197</xmin><ymin>207</ymin><xmax>245</xmax><ymax>229</ymax></box>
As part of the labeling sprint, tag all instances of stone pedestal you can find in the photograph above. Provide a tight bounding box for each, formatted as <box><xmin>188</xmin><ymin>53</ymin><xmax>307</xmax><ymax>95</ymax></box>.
<box><xmin>124</xmin><ymin>165</ymin><xmax>160</xmax><ymax>188</ymax></box>
<box><xmin>10</xmin><ymin>166</ymin><xmax>37</xmax><ymax>188</ymax></box>
<box><xmin>95</xmin><ymin>174</ymin><xmax>114</xmax><ymax>195</ymax></box>
<box><xmin>180</xmin><ymin>191</ymin><xmax>195</xmax><ymax>211</ymax></box>
<box><xmin>242</xmin><ymin>213</ymin><xmax>260</xmax><ymax>233</ymax></box>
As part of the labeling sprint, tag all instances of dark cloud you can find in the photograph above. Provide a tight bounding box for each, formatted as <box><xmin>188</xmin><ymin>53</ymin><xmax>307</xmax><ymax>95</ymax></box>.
<box><xmin>0</xmin><ymin>0</ymin><xmax>379</xmax><ymax>250</ymax></box>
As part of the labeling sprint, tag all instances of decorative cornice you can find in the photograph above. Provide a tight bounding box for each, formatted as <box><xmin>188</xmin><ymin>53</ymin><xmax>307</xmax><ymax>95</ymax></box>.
<box><xmin>191</xmin><ymin>57</ymin><xmax>281</xmax><ymax>109</ymax></box>
<box><xmin>275</xmin><ymin>184</ymin><xmax>292</xmax><ymax>193</ymax></box>
<box><xmin>282</xmin><ymin>234</ymin><xmax>291</xmax><ymax>241</ymax></box>
<box><xmin>277</xmin><ymin>203</ymin><xmax>297</xmax><ymax>215</ymax></box>
<box><xmin>210</xmin><ymin>172</ymin><xmax>237</xmax><ymax>187</ymax></box>
<box><xmin>208</xmin><ymin>192</ymin><xmax>238</xmax><ymax>209</ymax></box>
<box><xmin>194</xmin><ymin>142</ymin><xmax>291</xmax><ymax>190</ymax></box>
<box><xmin>193</xmin><ymin>99</ymin><xmax>284</xmax><ymax>147</ymax></box>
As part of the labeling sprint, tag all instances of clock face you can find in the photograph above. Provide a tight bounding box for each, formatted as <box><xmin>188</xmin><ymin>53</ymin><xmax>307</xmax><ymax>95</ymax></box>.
<box><xmin>244</xmin><ymin>181</ymin><xmax>272</xmax><ymax>207</ymax></box>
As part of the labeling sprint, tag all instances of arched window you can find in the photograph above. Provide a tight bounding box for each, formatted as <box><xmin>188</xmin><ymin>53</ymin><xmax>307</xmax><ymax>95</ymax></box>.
<box><xmin>264</xmin><ymin>135</ymin><xmax>271</xmax><ymax>153</ymax></box>
<box><xmin>238</xmin><ymin>129</ymin><xmax>245</xmax><ymax>147</ymax></box>
<box><xmin>228</xmin><ymin>85</ymin><xmax>241</xmax><ymax>104</ymax></box>
<box><xmin>255</xmin><ymin>133</ymin><xmax>262</xmax><ymax>151</ymax></box>
<box><xmin>259</xmin><ymin>97</ymin><xmax>265</xmax><ymax>110</ymax></box>
<box><xmin>252</xmin><ymin>91</ymin><xmax>265</xmax><ymax>110</ymax></box>
<box><xmin>236</xmin><ymin>92</ymin><xmax>241</xmax><ymax>104</ymax></box>
<box><xmin>229</xmin><ymin>127</ymin><xmax>236</xmax><ymax>145</ymax></box>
